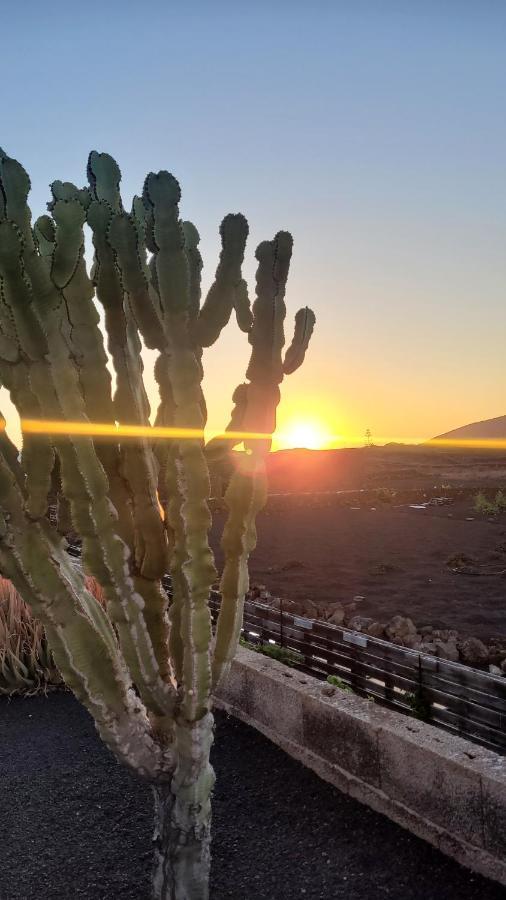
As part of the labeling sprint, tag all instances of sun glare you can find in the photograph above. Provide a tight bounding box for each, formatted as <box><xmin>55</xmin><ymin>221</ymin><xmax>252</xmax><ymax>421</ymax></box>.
<box><xmin>277</xmin><ymin>419</ymin><xmax>331</xmax><ymax>451</ymax></box>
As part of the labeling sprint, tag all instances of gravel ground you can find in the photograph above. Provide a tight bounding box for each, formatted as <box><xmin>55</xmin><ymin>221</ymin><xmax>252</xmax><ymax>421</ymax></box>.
<box><xmin>0</xmin><ymin>693</ymin><xmax>503</xmax><ymax>900</ymax></box>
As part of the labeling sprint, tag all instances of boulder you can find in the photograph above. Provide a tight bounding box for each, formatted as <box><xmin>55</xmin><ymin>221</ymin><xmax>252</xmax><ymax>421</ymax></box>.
<box><xmin>327</xmin><ymin>604</ymin><xmax>345</xmax><ymax>626</ymax></box>
<box><xmin>436</xmin><ymin>629</ymin><xmax>459</xmax><ymax>643</ymax></box>
<box><xmin>385</xmin><ymin>615</ymin><xmax>419</xmax><ymax>648</ymax></box>
<box><xmin>488</xmin><ymin>644</ymin><xmax>506</xmax><ymax>666</ymax></box>
<box><xmin>457</xmin><ymin>637</ymin><xmax>489</xmax><ymax>668</ymax></box>
<box><xmin>366</xmin><ymin>621</ymin><xmax>386</xmax><ymax>638</ymax></box>
<box><xmin>322</xmin><ymin>602</ymin><xmax>345</xmax><ymax>623</ymax></box>
<box><xmin>281</xmin><ymin>598</ymin><xmax>316</xmax><ymax>618</ymax></box>
<box><xmin>489</xmin><ymin>664</ymin><xmax>503</xmax><ymax>677</ymax></box>
<box><xmin>434</xmin><ymin>639</ymin><xmax>459</xmax><ymax>663</ymax></box>
<box><xmin>347</xmin><ymin>615</ymin><xmax>374</xmax><ymax>633</ymax></box>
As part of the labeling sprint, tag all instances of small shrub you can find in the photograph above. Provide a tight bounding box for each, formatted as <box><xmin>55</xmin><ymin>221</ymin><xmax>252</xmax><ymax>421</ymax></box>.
<box><xmin>495</xmin><ymin>490</ymin><xmax>506</xmax><ymax>511</ymax></box>
<box><xmin>0</xmin><ymin>574</ymin><xmax>106</xmax><ymax>695</ymax></box>
<box><xmin>0</xmin><ymin>578</ymin><xmax>61</xmax><ymax>694</ymax></box>
<box><xmin>326</xmin><ymin>674</ymin><xmax>353</xmax><ymax>693</ymax></box>
<box><xmin>473</xmin><ymin>491</ymin><xmax>506</xmax><ymax>516</ymax></box>
<box><xmin>375</xmin><ymin>488</ymin><xmax>396</xmax><ymax>505</ymax></box>
<box><xmin>240</xmin><ymin>637</ymin><xmax>304</xmax><ymax>667</ymax></box>
<box><xmin>446</xmin><ymin>552</ymin><xmax>476</xmax><ymax>569</ymax></box>
<box><xmin>474</xmin><ymin>492</ymin><xmax>496</xmax><ymax>515</ymax></box>
<box><xmin>404</xmin><ymin>688</ymin><xmax>431</xmax><ymax>722</ymax></box>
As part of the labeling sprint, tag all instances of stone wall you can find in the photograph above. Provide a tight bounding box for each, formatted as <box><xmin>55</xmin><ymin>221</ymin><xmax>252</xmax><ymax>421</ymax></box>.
<box><xmin>215</xmin><ymin>646</ymin><xmax>506</xmax><ymax>886</ymax></box>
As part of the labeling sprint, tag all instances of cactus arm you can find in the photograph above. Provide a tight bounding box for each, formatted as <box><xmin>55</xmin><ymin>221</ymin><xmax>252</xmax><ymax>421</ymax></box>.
<box><xmin>169</xmin><ymin>345</ymin><xmax>216</xmax><ymax>721</ymax></box>
<box><xmin>143</xmin><ymin>172</ymin><xmax>217</xmax><ymax>721</ymax></box>
<box><xmin>283</xmin><ymin>306</ymin><xmax>317</xmax><ymax>374</ymax></box>
<box><xmin>13</xmin><ymin>366</ymin><xmax>56</xmax><ymax>517</ymax></box>
<box><xmin>87</xmin><ymin>151</ymin><xmax>122</xmax><ymax>211</ymax></box>
<box><xmin>0</xmin><ymin>222</ymin><xmax>55</xmax><ymax>517</ymax></box>
<box><xmin>205</xmin><ymin>382</ymin><xmax>249</xmax><ymax>459</ymax></box>
<box><xmin>0</xmin><ymin>446</ymin><xmax>169</xmax><ymax>778</ymax></box>
<box><xmin>28</xmin><ymin>359</ymin><xmax>175</xmax><ymax>717</ymax></box>
<box><xmin>164</xmin><ymin>447</ymin><xmax>188</xmax><ymax>685</ymax></box>
<box><xmin>193</xmin><ymin>213</ymin><xmax>249</xmax><ymax>347</ymax></box>
<box><xmin>212</xmin><ymin>232</ymin><xmax>315</xmax><ymax>685</ymax></box>
<box><xmin>35</xmin><ymin>195</ymin><xmax>136</xmax><ymax>555</ymax></box>
<box><xmin>233</xmin><ymin>278</ymin><xmax>253</xmax><ymax>333</ymax></box>
<box><xmin>182</xmin><ymin>220</ymin><xmax>202</xmax><ymax>322</ymax></box>
<box><xmin>108</xmin><ymin>211</ymin><xmax>165</xmax><ymax>351</ymax></box>
<box><xmin>86</xmin><ymin>161</ymin><xmax>167</xmax><ymax>581</ymax></box>
<box><xmin>86</xmin><ymin>162</ymin><xmax>171</xmax><ymax>682</ymax></box>
<box><xmin>211</xmin><ymin>456</ymin><xmax>267</xmax><ymax>687</ymax></box>
<box><xmin>142</xmin><ymin>172</ymin><xmax>189</xmax><ymax>318</ymax></box>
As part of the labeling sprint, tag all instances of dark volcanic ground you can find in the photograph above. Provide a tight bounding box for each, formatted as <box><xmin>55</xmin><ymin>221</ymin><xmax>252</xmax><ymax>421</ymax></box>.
<box><xmin>1</xmin><ymin>693</ymin><xmax>504</xmax><ymax>900</ymax></box>
<box><xmin>211</xmin><ymin>497</ymin><xmax>506</xmax><ymax>639</ymax></box>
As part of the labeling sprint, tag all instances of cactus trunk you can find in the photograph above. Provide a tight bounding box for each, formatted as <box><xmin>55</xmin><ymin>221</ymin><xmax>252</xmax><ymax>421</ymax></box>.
<box><xmin>152</xmin><ymin>783</ymin><xmax>211</xmax><ymax>900</ymax></box>
<box><xmin>152</xmin><ymin>715</ymin><xmax>214</xmax><ymax>900</ymax></box>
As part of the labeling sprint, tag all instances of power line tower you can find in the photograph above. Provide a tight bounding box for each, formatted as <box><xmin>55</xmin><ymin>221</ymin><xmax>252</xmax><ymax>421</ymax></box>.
<box><xmin>364</xmin><ymin>427</ymin><xmax>373</xmax><ymax>448</ymax></box>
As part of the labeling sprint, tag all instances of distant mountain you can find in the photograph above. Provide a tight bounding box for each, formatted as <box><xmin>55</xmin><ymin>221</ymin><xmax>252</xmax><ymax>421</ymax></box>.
<box><xmin>431</xmin><ymin>415</ymin><xmax>506</xmax><ymax>443</ymax></box>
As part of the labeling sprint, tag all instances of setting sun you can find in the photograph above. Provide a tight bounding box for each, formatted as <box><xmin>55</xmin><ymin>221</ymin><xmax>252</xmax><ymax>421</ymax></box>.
<box><xmin>276</xmin><ymin>419</ymin><xmax>332</xmax><ymax>451</ymax></box>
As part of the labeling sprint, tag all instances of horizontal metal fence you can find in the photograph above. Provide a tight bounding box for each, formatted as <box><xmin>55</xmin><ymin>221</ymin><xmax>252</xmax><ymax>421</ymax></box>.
<box><xmin>207</xmin><ymin>592</ymin><xmax>506</xmax><ymax>754</ymax></box>
<box><xmin>65</xmin><ymin>558</ymin><xmax>506</xmax><ymax>753</ymax></box>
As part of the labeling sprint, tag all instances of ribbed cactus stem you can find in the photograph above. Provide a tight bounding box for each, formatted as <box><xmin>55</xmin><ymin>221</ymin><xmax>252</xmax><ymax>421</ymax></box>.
<box><xmin>212</xmin><ymin>455</ymin><xmax>267</xmax><ymax>687</ymax></box>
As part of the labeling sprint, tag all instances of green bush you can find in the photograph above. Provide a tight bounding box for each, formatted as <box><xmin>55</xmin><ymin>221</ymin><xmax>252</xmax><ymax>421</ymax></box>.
<box><xmin>474</xmin><ymin>492</ymin><xmax>496</xmax><ymax>515</ymax></box>
<box><xmin>240</xmin><ymin>637</ymin><xmax>304</xmax><ymax>667</ymax></box>
<box><xmin>326</xmin><ymin>674</ymin><xmax>353</xmax><ymax>692</ymax></box>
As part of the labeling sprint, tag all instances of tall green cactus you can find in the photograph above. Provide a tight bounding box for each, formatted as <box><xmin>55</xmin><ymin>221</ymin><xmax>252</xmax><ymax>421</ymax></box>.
<box><xmin>0</xmin><ymin>148</ymin><xmax>315</xmax><ymax>900</ymax></box>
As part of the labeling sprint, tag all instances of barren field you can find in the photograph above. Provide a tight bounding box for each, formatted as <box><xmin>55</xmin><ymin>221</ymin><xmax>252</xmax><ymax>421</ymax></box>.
<box><xmin>213</xmin><ymin>492</ymin><xmax>506</xmax><ymax>639</ymax></box>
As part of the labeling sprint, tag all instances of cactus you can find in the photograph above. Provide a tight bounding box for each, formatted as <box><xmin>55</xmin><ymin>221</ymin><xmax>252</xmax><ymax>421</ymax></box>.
<box><xmin>0</xmin><ymin>148</ymin><xmax>315</xmax><ymax>899</ymax></box>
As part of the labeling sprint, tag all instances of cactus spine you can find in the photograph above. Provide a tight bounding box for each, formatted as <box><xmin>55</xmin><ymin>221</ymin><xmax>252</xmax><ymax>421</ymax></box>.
<box><xmin>0</xmin><ymin>148</ymin><xmax>315</xmax><ymax>900</ymax></box>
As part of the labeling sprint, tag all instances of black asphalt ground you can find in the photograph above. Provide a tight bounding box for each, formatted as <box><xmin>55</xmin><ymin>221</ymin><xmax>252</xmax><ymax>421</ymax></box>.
<box><xmin>0</xmin><ymin>693</ymin><xmax>503</xmax><ymax>899</ymax></box>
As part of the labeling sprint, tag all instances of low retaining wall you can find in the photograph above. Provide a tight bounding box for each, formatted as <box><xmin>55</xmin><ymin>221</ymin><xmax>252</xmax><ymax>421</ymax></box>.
<box><xmin>215</xmin><ymin>647</ymin><xmax>506</xmax><ymax>886</ymax></box>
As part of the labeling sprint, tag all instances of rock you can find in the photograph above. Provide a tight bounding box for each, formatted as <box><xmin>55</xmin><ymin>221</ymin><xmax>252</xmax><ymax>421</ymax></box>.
<box><xmin>347</xmin><ymin>615</ymin><xmax>374</xmax><ymax>632</ymax></box>
<box><xmin>327</xmin><ymin>605</ymin><xmax>345</xmax><ymax>626</ymax></box>
<box><xmin>366</xmin><ymin>621</ymin><xmax>385</xmax><ymax>638</ymax></box>
<box><xmin>489</xmin><ymin>664</ymin><xmax>503</xmax><ymax>677</ymax></box>
<box><xmin>434</xmin><ymin>639</ymin><xmax>459</xmax><ymax>663</ymax></box>
<box><xmin>322</xmin><ymin>601</ymin><xmax>345</xmax><ymax>622</ymax></box>
<box><xmin>302</xmin><ymin>600</ymin><xmax>320</xmax><ymax>619</ymax></box>
<box><xmin>436</xmin><ymin>629</ymin><xmax>459</xmax><ymax>643</ymax></box>
<box><xmin>385</xmin><ymin>615</ymin><xmax>419</xmax><ymax>648</ymax></box>
<box><xmin>266</xmin><ymin>596</ymin><xmax>281</xmax><ymax>610</ymax></box>
<box><xmin>457</xmin><ymin>637</ymin><xmax>489</xmax><ymax>668</ymax></box>
<box><xmin>501</xmin><ymin>659</ymin><xmax>506</xmax><ymax>674</ymax></box>
<box><xmin>488</xmin><ymin>644</ymin><xmax>506</xmax><ymax>665</ymax></box>
<box><xmin>282</xmin><ymin>598</ymin><xmax>315</xmax><ymax>618</ymax></box>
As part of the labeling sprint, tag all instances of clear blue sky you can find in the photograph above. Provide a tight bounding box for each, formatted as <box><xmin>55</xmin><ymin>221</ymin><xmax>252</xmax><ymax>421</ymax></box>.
<box><xmin>2</xmin><ymin>1</ymin><xmax>506</xmax><ymax>445</ymax></box>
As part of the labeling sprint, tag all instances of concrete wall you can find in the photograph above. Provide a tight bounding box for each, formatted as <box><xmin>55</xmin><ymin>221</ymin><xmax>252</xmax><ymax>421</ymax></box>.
<box><xmin>215</xmin><ymin>647</ymin><xmax>506</xmax><ymax>885</ymax></box>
